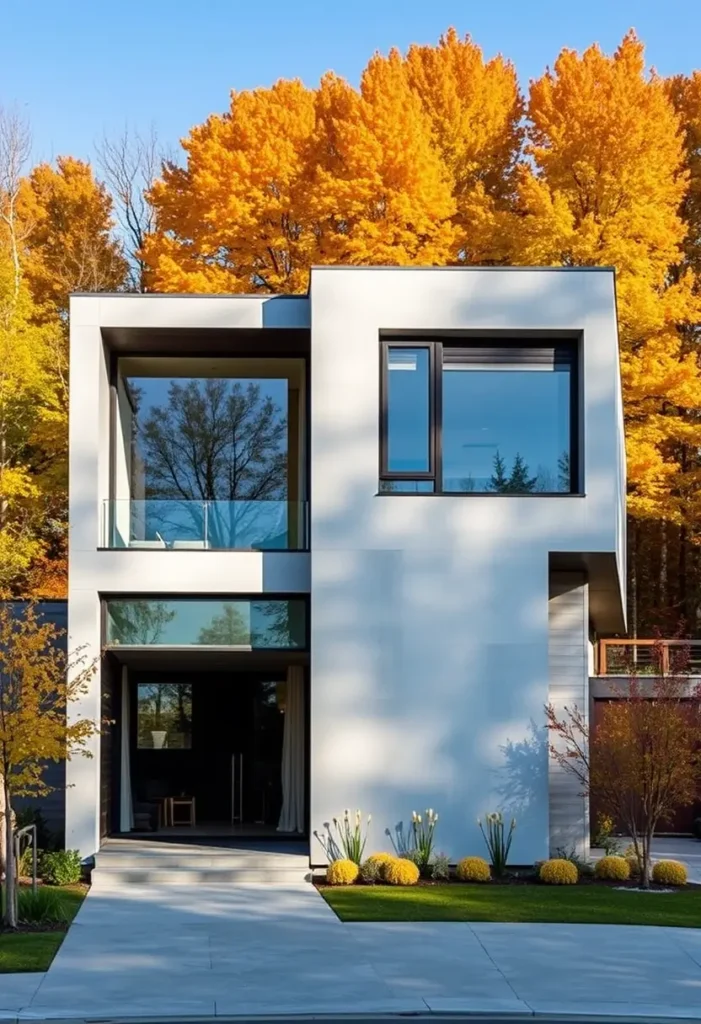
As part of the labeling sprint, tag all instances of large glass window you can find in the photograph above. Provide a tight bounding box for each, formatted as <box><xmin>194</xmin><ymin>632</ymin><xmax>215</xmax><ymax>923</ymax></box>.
<box><xmin>105</xmin><ymin>598</ymin><xmax>307</xmax><ymax>649</ymax></box>
<box><xmin>380</xmin><ymin>341</ymin><xmax>577</xmax><ymax>495</ymax></box>
<box><xmin>137</xmin><ymin>683</ymin><xmax>192</xmax><ymax>749</ymax></box>
<box><xmin>110</xmin><ymin>357</ymin><xmax>307</xmax><ymax>549</ymax></box>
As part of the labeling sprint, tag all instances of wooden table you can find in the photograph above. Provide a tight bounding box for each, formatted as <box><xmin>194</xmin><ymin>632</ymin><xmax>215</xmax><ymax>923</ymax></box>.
<box><xmin>165</xmin><ymin>796</ymin><xmax>196</xmax><ymax>827</ymax></box>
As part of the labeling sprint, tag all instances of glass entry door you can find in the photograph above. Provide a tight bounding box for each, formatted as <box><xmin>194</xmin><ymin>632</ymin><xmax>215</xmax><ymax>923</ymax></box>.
<box><xmin>131</xmin><ymin>671</ymin><xmax>286</xmax><ymax>831</ymax></box>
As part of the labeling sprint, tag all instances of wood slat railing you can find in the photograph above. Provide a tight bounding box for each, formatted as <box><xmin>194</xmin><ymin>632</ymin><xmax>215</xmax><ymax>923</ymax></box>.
<box><xmin>596</xmin><ymin>638</ymin><xmax>701</xmax><ymax>675</ymax></box>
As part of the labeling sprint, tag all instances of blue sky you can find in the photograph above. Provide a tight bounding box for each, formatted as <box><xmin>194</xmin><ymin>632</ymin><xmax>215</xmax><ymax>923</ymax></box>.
<box><xmin>3</xmin><ymin>0</ymin><xmax>701</xmax><ymax>166</ymax></box>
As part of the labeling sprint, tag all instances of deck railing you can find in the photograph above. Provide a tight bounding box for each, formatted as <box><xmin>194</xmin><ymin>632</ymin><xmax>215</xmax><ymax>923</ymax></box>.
<box><xmin>596</xmin><ymin>638</ymin><xmax>701</xmax><ymax>675</ymax></box>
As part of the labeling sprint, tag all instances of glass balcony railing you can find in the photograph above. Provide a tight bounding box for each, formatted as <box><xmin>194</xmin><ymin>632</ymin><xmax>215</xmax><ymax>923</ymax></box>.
<box><xmin>102</xmin><ymin>499</ymin><xmax>308</xmax><ymax>551</ymax></box>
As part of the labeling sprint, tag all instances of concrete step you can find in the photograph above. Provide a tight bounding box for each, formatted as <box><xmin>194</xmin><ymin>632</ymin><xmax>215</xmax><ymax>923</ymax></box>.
<box><xmin>95</xmin><ymin>852</ymin><xmax>310</xmax><ymax>868</ymax></box>
<box><xmin>91</xmin><ymin>865</ymin><xmax>312</xmax><ymax>885</ymax></box>
<box><xmin>93</xmin><ymin>840</ymin><xmax>312</xmax><ymax>885</ymax></box>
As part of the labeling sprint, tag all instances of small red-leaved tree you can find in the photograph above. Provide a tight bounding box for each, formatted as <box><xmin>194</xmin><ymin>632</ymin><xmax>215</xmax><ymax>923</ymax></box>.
<box><xmin>546</xmin><ymin>636</ymin><xmax>701</xmax><ymax>888</ymax></box>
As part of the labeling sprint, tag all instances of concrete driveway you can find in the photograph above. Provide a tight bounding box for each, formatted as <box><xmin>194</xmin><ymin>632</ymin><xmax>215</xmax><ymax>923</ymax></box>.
<box><xmin>4</xmin><ymin>878</ymin><xmax>701</xmax><ymax>1020</ymax></box>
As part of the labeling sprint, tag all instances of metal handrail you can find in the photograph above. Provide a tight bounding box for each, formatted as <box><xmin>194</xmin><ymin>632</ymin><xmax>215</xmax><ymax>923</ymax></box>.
<box><xmin>13</xmin><ymin>823</ymin><xmax>37</xmax><ymax>894</ymax></box>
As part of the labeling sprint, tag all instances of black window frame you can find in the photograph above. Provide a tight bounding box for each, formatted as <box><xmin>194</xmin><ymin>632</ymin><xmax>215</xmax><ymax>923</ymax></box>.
<box><xmin>379</xmin><ymin>338</ymin><xmax>581</xmax><ymax>496</ymax></box>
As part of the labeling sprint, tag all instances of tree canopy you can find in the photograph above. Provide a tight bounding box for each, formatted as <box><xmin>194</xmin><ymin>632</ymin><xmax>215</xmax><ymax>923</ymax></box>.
<box><xmin>5</xmin><ymin>30</ymin><xmax>701</xmax><ymax>631</ymax></box>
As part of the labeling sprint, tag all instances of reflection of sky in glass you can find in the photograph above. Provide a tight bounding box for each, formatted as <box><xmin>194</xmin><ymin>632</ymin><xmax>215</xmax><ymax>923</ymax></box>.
<box><xmin>387</xmin><ymin>349</ymin><xmax>430</xmax><ymax>472</ymax></box>
<box><xmin>442</xmin><ymin>367</ymin><xmax>570</xmax><ymax>492</ymax></box>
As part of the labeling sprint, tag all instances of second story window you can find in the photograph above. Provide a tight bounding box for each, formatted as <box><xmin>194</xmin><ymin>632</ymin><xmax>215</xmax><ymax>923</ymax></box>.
<box><xmin>380</xmin><ymin>340</ymin><xmax>579</xmax><ymax>496</ymax></box>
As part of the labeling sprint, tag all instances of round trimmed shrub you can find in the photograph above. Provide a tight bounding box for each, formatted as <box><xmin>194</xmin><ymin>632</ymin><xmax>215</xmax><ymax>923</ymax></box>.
<box><xmin>595</xmin><ymin>855</ymin><xmax>630</xmax><ymax>881</ymax></box>
<box><xmin>539</xmin><ymin>858</ymin><xmax>578</xmax><ymax>885</ymax></box>
<box><xmin>456</xmin><ymin>856</ymin><xmax>491</xmax><ymax>883</ymax></box>
<box><xmin>652</xmin><ymin>860</ymin><xmax>687</xmax><ymax>886</ymax></box>
<box><xmin>326</xmin><ymin>858</ymin><xmax>359</xmax><ymax>885</ymax></box>
<box><xmin>364</xmin><ymin>852</ymin><xmax>397</xmax><ymax>881</ymax></box>
<box><xmin>384</xmin><ymin>857</ymin><xmax>420</xmax><ymax>886</ymax></box>
<box><xmin>359</xmin><ymin>858</ymin><xmax>382</xmax><ymax>884</ymax></box>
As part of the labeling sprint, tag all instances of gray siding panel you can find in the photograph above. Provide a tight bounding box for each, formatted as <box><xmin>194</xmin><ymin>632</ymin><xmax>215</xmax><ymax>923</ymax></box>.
<box><xmin>548</xmin><ymin>574</ymin><xmax>589</xmax><ymax>858</ymax></box>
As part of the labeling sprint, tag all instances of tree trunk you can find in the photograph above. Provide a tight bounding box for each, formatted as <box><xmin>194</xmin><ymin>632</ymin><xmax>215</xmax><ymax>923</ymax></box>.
<box><xmin>641</xmin><ymin>830</ymin><xmax>652</xmax><ymax>890</ymax></box>
<box><xmin>0</xmin><ymin>778</ymin><xmax>6</xmax><ymax>881</ymax></box>
<box><xmin>2</xmin><ymin>779</ymin><xmax>16</xmax><ymax>928</ymax></box>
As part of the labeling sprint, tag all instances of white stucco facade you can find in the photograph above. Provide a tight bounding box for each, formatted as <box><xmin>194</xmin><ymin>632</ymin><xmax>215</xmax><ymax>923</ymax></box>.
<box><xmin>67</xmin><ymin>268</ymin><xmax>625</xmax><ymax>864</ymax></box>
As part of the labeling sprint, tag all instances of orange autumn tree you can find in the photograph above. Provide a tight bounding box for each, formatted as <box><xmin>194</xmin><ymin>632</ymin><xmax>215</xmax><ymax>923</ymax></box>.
<box><xmin>145</xmin><ymin>79</ymin><xmax>319</xmax><ymax>293</ymax></box>
<box><xmin>20</xmin><ymin>156</ymin><xmax>127</xmax><ymax>319</ymax></box>
<box><xmin>309</xmin><ymin>54</ymin><xmax>457</xmax><ymax>266</ymax></box>
<box><xmin>546</xmin><ymin>639</ymin><xmax>701</xmax><ymax>887</ymax></box>
<box><xmin>144</xmin><ymin>31</ymin><xmax>525</xmax><ymax>289</ymax></box>
<box><xmin>13</xmin><ymin>157</ymin><xmax>126</xmax><ymax>599</ymax></box>
<box><xmin>0</xmin><ymin>603</ymin><xmax>99</xmax><ymax>928</ymax></box>
<box><xmin>504</xmin><ymin>33</ymin><xmax>701</xmax><ymax>532</ymax></box>
<box><xmin>403</xmin><ymin>28</ymin><xmax>523</xmax><ymax>262</ymax></box>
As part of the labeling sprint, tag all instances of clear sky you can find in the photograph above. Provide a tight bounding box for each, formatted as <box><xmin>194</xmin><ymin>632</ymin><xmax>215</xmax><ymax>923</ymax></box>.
<box><xmin>3</xmin><ymin>0</ymin><xmax>701</xmax><ymax>166</ymax></box>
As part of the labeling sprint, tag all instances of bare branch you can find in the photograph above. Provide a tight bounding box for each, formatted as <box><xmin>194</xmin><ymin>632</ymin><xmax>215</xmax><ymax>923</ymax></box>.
<box><xmin>0</xmin><ymin>107</ymin><xmax>31</xmax><ymax>296</ymax></box>
<box><xmin>96</xmin><ymin>124</ymin><xmax>162</xmax><ymax>292</ymax></box>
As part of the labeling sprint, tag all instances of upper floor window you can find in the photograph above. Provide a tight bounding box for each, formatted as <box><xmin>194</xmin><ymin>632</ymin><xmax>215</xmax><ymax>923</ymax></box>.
<box><xmin>380</xmin><ymin>340</ymin><xmax>578</xmax><ymax>495</ymax></box>
<box><xmin>108</xmin><ymin>356</ymin><xmax>308</xmax><ymax>549</ymax></box>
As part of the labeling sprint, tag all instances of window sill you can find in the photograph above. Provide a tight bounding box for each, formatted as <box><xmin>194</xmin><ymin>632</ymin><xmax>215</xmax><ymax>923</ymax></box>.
<box><xmin>375</xmin><ymin>491</ymin><xmax>587</xmax><ymax>498</ymax></box>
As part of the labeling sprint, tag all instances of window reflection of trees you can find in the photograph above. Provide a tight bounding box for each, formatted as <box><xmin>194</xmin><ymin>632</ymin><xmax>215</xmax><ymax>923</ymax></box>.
<box><xmin>137</xmin><ymin>683</ymin><xmax>192</xmax><ymax>749</ymax></box>
<box><xmin>130</xmin><ymin>378</ymin><xmax>288</xmax><ymax>548</ymax></box>
<box><xmin>108</xmin><ymin>601</ymin><xmax>176</xmax><ymax>644</ymax></box>
<box><xmin>196</xmin><ymin>601</ymin><xmax>304</xmax><ymax>648</ymax></box>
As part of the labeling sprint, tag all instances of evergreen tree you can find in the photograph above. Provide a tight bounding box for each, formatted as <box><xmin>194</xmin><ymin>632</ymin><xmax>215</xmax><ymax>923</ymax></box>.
<box><xmin>508</xmin><ymin>453</ymin><xmax>538</xmax><ymax>493</ymax></box>
<box><xmin>489</xmin><ymin>451</ymin><xmax>510</xmax><ymax>493</ymax></box>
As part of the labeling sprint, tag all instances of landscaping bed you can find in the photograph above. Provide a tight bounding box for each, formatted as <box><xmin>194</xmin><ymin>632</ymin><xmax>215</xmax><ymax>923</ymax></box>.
<box><xmin>0</xmin><ymin>884</ymin><xmax>88</xmax><ymax>973</ymax></box>
<box><xmin>321</xmin><ymin>881</ymin><xmax>701</xmax><ymax>926</ymax></box>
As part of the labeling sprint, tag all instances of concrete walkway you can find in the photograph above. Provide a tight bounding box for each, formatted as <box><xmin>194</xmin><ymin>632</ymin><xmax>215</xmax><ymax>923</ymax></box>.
<box><xmin>3</xmin><ymin>879</ymin><xmax>701</xmax><ymax>1021</ymax></box>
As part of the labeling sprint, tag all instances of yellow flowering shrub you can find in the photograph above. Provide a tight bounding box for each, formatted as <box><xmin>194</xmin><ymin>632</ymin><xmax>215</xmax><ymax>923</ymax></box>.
<box><xmin>652</xmin><ymin>860</ymin><xmax>687</xmax><ymax>886</ymax></box>
<box><xmin>456</xmin><ymin>856</ymin><xmax>491</xmax><ymax>882</ymax></box>
<box><xmin>384</xmin><ymin>857</ymin><xmax>420</xmax><ymax>886</ymax></box>
<box><xmin>539</xmin><ymin>858</ymin><xmax>578</xmax><ymax>885</ymax></box>
<box><xmin>595</xmin><ymin>855</ymin><xmax>630</xmax><ymax>881</ymax></box>
<box><xmin>326</xmin><ymin>858</ymin><xmax>360</xmax><ymax>885</ymax></box>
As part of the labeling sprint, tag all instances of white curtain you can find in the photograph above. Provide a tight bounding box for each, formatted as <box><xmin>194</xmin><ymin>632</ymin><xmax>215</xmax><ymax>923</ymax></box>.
<box><xmin>277</xmin><ymin>665</ymin><xmax>305</xmax><ymax>833</ymax></box>
<box><xmin>119</xmin><ymin>667</ymin><xmax>134</xmax><ymax>831</ymax></box>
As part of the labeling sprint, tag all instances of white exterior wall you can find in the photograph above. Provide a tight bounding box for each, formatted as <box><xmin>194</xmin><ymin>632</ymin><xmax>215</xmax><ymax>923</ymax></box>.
<box><xmin>67</xmin><ymin>294</ymin><xmax>310</xmax><ymax>858</ymax></box>
<box><xmin>67</xmin><ymin>274</ymin><xmax>625</xmax><ymax>863</ymax></box>
<box><xmin>309</xmin><ymin>267</ymin><xmax>625</xmax><ymax>865</ymax></box>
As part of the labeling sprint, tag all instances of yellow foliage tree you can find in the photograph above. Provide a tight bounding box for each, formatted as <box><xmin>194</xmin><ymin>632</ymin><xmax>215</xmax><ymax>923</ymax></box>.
<box><xmin>0</xmin><ymin>603</ymin><xmax>99</xmax><ymax>928</ymax></box>
<box><xmin>19</xmin><ymin>156</ymin><xmax>127</xmax><ymax>319</ymax></box>
<box><xmin>0</xmin><ymin>253</ymin><xmax>64</xmax><ymax>594</ymax></box>
<box><xmin>503</xmin><ymin>32</ymin><xmax>701</xmax><ymax>528</ymax></box>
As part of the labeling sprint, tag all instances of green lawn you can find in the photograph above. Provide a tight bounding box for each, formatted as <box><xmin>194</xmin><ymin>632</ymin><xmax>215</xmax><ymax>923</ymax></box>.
<box><xmin>322</xmin><ymin>883</ymin><xmax>701</xmax><ymax>927</ymax></box>
<box><xmin>0</xmin><ymin>885</ymin><xmax>87</xmax><ymax>974</ymax></box>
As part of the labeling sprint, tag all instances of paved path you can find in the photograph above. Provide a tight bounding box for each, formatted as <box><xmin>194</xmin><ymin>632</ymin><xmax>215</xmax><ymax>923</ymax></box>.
<box><xmin>3</xmin><ymin>879</ymin><xmax>701</xmax><ymax>1021</ymax></box>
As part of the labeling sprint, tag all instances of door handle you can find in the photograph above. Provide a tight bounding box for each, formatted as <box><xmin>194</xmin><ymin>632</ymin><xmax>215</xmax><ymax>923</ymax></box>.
<box><xmin>239</xmin><ymin>752</ymin><xmax>244</xmax><ymax>824</ymax></box>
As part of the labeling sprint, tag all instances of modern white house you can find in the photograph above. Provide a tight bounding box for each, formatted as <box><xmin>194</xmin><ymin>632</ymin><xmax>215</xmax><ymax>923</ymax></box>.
<box><xmin>66</xmin><ymin>266</ymin><xmax>626</xmax><ymax>869</ymax></box>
